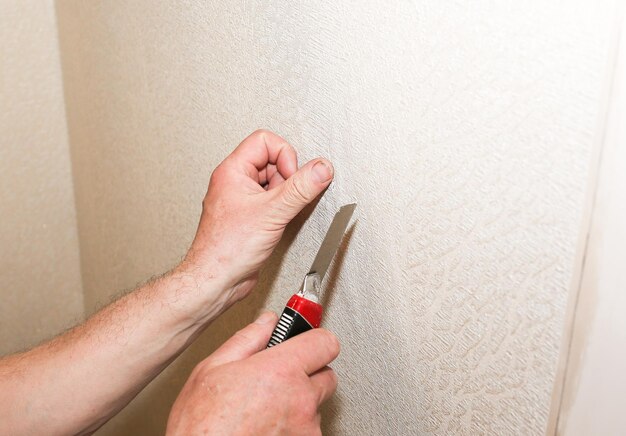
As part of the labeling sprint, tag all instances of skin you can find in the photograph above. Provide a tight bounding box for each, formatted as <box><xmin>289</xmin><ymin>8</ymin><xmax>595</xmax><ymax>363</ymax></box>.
<box><xmin>0</xmin><ymin>130</ymin><xmax>338</xmax><ymax>435</ymax></box>
<box><xmin>167</xmin><ymin>313</ymin><xmax>339</xmax><ymax>436</ymax></box>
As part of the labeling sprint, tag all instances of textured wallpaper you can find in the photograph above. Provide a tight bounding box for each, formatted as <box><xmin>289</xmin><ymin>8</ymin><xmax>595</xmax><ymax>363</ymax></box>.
<box><xmin>55</xmin><ymin>1</ymin><xmax>616</xmax><ymax>434</ymax></box>
<box><xmin>0</xmin><ymin>0</ymin><xmax>84</xmax><ymax>355</ymax></box>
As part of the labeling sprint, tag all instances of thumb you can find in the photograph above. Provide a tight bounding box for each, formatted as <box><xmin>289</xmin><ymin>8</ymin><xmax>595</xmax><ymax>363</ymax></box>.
<box><xmin>204</xmin><ymin>311</ymin><xmax>278</xmax><ymax>369</ymax></box>
<box><xmin>274</xmin><ymin>158</ymin><xmax>334</xmax><ymax>221</ymax></box>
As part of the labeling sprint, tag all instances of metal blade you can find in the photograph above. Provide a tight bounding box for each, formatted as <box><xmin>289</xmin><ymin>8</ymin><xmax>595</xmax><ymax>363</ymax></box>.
<box><xmin>308</xmin><ymin>203</ymin><xmax>356</xmax><ymax>280</ymax></box>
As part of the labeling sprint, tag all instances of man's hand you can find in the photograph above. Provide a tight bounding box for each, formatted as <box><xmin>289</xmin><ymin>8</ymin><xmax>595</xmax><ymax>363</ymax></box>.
<box><xmin>183</xmin><ymin>129</ymin><xmax>334</xmax><ymax>309</ymax></box>
<box><xmin>166</xmin><ymin>312</ymin><xmax>340</xmax><ymax>435</ymax></box>
<box><xmin>0</xmin><ymin>130</ymin><xmax>334</xmax><ymax>436</ymax></box>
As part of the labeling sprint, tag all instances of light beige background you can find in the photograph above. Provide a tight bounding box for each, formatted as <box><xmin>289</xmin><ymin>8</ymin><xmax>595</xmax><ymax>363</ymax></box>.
<box><xmin>0</xmin><ymin>0</ymin><xmax>83</xmax><ymax>355</ymax></box>
<box><xmin>557</xmin><ymin>11</ymin><xmax>626</xmax><ymax>435</ymax></box>
<box><xmin>1</xmin><ymin>0</ymin><xmax>623</xmax><ymax>435</ymax></box>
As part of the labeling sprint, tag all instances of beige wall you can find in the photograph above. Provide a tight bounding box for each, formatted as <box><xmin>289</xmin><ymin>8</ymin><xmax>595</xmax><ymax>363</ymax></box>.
<box><xmin>54</xmin><ymin>1</ymin><xmax>618</xmax><ymax>435</ymax></box>
<box><xmin>557</xmin><ymin>12</ymin><xmax>626</xmax><ymax>435</ymax></box>
<box><xmin>0</xmin><ymin>0</ymin><xmax>83</xmax><ymax>355</ymax></box>
<box><xmin>0</xmin><ymin>0</ymin><xmax>620</xmax><ymax>434</ymax></box>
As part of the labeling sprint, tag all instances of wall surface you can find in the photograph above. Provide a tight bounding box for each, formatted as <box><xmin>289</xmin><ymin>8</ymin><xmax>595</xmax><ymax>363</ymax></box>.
<box><xmin>557</xmin><ymin>14</ymin><xmax>626</xmax><ymax>435</ymax></box>
<box><xmin>54</xmin><ymin>1</ymin><xmax>617</xmax><ymax>434</ymax></box>
<box><xmin>0</xmin><ymin>0</ymin><xmax>84</xmax><ymax>355</ymax></box>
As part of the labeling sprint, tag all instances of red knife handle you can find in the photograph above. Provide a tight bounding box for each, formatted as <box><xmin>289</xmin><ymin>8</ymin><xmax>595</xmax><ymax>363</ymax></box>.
<box><xmin>267</xmin><ymin>294</ymin><xmax>323</xmax><ymax>348</ymax></box>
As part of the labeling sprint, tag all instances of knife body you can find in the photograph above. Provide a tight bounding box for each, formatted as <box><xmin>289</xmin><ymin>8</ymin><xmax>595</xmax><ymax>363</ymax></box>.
<box><xmin>267</xmin><ymin>204</ymin><xmax>356</xmax><ymax>348</ymax></box>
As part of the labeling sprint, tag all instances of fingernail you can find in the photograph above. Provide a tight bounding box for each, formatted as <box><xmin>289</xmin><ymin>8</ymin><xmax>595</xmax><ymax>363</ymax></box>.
<box><xmin>255</xmin><ymin>311</ymin><xmax>276</xmax><ymax>325</ymax></box>
<box><xmin>312</xmin><ymin>160</ymin><xmax>333</xmax><ymax>183</ymax></box>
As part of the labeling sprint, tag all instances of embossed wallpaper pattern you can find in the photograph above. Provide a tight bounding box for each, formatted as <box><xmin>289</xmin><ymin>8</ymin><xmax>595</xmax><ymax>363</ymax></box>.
<box><xmin>54</xmin><ymin>1</ymin><xmax>617</xmax><ymax>434</ymax></box>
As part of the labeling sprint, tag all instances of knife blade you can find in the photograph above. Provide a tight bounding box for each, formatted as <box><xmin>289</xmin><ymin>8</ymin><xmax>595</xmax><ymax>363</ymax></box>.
<box><xmin>267</xmin><ymin>203</ymin><xmax>356</xmax><ymax>348</ymax></box>
<box><xmin>308</xmin><ymin>203</ymin><xmax>356</xmax><ymax>281</ymax></box>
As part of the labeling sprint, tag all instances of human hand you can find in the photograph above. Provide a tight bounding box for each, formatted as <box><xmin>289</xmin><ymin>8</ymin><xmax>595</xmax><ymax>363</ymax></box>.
<box><xmin>166</xmin><ymin>312</ymin><xmax>340</xmax><ymax>436</ymax></box>
<box><xmin>182</xmin><ymin>130</ymin><xmax>334</xmax><ymax>309</ymax></box>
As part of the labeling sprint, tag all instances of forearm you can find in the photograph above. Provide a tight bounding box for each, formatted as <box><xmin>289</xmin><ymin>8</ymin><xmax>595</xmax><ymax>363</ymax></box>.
<box><xmin>0</xmin><ymin>261</ymin><xmax>231</xmax><ymax>436</ymax></box>
<box><xmin>0</xmin><ymin>130</ymin><xmax>332</xmax><ymax>435</ymax></box>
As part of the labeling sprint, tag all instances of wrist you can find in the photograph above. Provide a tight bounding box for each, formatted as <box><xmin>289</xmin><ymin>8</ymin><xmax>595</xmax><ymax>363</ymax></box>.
<box><xmin>161</xmin><ymin>259</ymin><xmax>237</xmax><ymax>327</ymax></box>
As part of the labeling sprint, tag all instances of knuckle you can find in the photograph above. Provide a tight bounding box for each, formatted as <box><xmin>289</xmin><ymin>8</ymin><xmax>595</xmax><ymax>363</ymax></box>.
<box><xmin>250</xmin><ymin>129</ymin><xmax>271</xmax><ymax>144</ymax></box>
<box><xmin>209</xmin><ymin>163</ymin><xmax>225</xmax><ymax>185</ymax></box>
<box><xmin>285</xmin><ymin>178</ymin><xmax>310</xmax><ymax>206</ymax></box>
<box><xmin>252</xmin><ymin>128</ymin><xmax>270</xmax><ymax>136</ymax></box>
<box><xmin>190</xmin><ymin>358</ymin><xmax>213</xmax><ymax>380</ymax></box>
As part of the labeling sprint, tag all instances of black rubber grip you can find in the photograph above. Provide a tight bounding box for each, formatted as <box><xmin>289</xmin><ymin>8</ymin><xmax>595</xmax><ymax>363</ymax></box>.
<box><xmin>267</xmin><ymin>307</ymin><xmax>313</xmax><ymax>348</ymax></box>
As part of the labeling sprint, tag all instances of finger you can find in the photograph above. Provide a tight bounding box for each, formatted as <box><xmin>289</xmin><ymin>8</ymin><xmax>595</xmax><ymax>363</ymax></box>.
<box><xmin>259</xmin><ymin>167</ymin><xmax>268</xmax><ymax>186</ymax></box>
<box><xmin>267</xmin><ymin>170</ymin><xmax>285</xmax><ymax>190</ymax></box>
<box><xmin>205</xmin><ymin>311</ymin><xmax>278</xmax><ymax>369</ymax></box>
<box><xmin>231</xmin><ymin>130</ymin><xmax>298</xmax><ymax>180</ymax></box>
<box><xmin>309</xmin><ymin>366</ymin><xmax>338</xmax><ymax>405</ymax></box>
<box><xmin>260</xmin><ymin>164</ymin><xmax>278</xmax><ymax>186</ymax></box>
<box><xmin>271</xmin><ymin>158</ymin><xmax>334</xmax><ymax>222</ymax></box>
<box><xmin>264</xmin><ymin>328</ymin><xmax>340</xmax><ymax>375</ymax></box>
